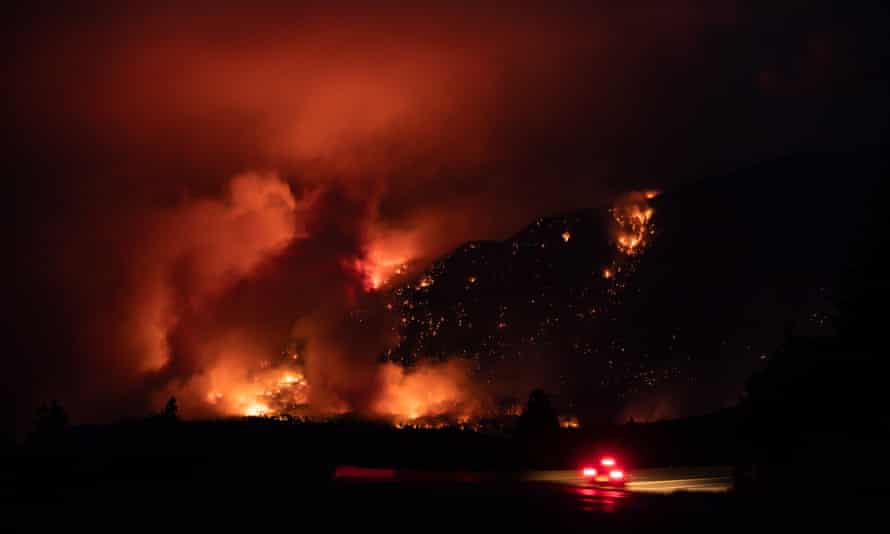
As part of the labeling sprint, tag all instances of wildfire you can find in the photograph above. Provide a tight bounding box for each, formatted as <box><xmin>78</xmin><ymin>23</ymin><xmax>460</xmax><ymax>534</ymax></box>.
<box><xmin>354</xmin><ymin>257</ymin><xmax>409</xmax><ymax>291</ymax></box>
<box><xmin>357</xmin><ymin>230</ymin><xmax>426</xmax><ymax>291</ymax></box>
<box><xmin>279</xmin><ymin>372</ymin><xmax>306</xmax><ymax>387</ymax></box>
<box><xmin>197</xmin><ymin>358</ymin><xmax>311</xmax><ymax>419</ymax></box>
<box><xmin>243</xmin><ymin>402</ymin><xmax>269</xmax><ymax>417</ymax></box>
<box><xmin>172</xmin><ymin>189</ymin><xmax>661</xmax><ymax>427</ymax></box>
<box><xmin>197</xmin><ymin>351</ymin><xmax>486</xmax><ymax>425</ymax></box>
<box><xmin>600</xmin><ymin>190</ymin><xmax>658</xmax><ymax>288</ymax></box>
<box><xmin>612</xmin><ymin>201</ymin><xmax>654</xmax><ymax>256</ymax></box>
<box><xmin>373</xmin><ymin>361</ymin><xmax>481</xmax><ymax>423</ymax></box>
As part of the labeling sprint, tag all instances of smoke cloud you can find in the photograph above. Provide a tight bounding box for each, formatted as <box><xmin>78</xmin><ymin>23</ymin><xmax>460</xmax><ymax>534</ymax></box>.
<box><xmin>6</xmin><ymin>1</ymin><xmax>885</xmax><ymax>428</ymax></box>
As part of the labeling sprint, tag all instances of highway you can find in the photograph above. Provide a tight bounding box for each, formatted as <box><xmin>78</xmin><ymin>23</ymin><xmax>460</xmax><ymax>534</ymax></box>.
<box><xmin>333</xmin><ymin>464</ymin><xmax>734</xmax><ymax>494</ymax></box>
<box><xmin>522</xmin><ymin>465</ymin><xmax>734</xmax><ymax>494</ymax></box>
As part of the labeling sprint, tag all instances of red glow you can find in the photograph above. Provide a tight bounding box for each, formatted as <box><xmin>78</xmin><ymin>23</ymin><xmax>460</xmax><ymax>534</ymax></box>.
<box><xmin>582</xmin><ymin>467</ymin><xmax>597</xmax><ymax>477</ymax></box>
<box><xmin>601</xmin><ymin>457</ymin><xmax>616</xmax><ymax>466</ymax></box>
<box><xmin>333</xmin><ymin>466</ymin><xmax>396</xmax><ymax>480</ymax></box>
<box><xmin>609</xmin><ymin>470</ymin><xmax>624</xmax><ymax>480</ymax></box>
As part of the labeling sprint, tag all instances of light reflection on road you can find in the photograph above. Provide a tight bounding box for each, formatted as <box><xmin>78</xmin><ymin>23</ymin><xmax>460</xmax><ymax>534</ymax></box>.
<box><xmin>522</xmin><ymin>466</ymin><xmax>732</xmax><ymax>494</ymax></box>
<box><xmin>330</xmin><ymin>464</ymin><xmax>732</xmax><ymax>514</ymax></box>
<box><xmin>572</xmin><ymin>486</ymin><xmax>627</xmax><ymax>512</ymax></box>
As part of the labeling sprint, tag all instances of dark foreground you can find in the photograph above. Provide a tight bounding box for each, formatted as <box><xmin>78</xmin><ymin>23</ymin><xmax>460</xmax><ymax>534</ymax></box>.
<box><xmin>6</xmin><ymin>461</ymin><xmax>883</xmax><ymax>532</ymax></box>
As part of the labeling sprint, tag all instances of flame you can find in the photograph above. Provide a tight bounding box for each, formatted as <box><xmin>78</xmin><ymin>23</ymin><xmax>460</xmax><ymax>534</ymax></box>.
<box><xmin>279</xmin><ymin>372</ymin><xmax>306</xmax><ymax>387</ymax></box>
<box><xmin>182</xmin><ymin>342</ymin><xmax>311</xmax><ymax>419</ymax></box>
<box><xmin>356</xmin><ymin>229</ymin><xmax>426</xmax><ymax>291</ymax></box>
<box><xmin>559</xmin><ymin>415</ymin><xmax>581</xmax><ymax>429</ymax></box>
<box><xmin>373</xmin><ymin>361</ymin><xmax>480</xmax><ymax>422</ymax></box>
<box><xmin>354</xmin><ymin>257</ymin><xmax>407</xmax><ymax>291</ymax></box>
<box><xmin>243</xmin><ymin>402</ymin><xmax>269</xmax><ymax>417</ymax></box>
<box><xmin>561</xmin><ymin>230</ymin><xmax>572</xmax><ymax>242</ymax></box>
<box><xmin>599</xmin><ymin>190</ymin><xmax>658</xmax><ymax>288</ymax></box>
<box><xmin>189</xmin><ymin>347</ymin><xmax>484</xmax><ymax>424</ymax></box>
<box><xmin>610</xmin><ymin>192</ymin><xmax>656</xmax><ymax>257</ymax></box>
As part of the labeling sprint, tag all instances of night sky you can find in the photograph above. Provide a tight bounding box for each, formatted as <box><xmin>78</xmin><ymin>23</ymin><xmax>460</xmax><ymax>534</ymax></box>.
<box><xmin>5</xmin><ymin>1</ymin><xmax>889</xmax><ymax>433</ymax></box>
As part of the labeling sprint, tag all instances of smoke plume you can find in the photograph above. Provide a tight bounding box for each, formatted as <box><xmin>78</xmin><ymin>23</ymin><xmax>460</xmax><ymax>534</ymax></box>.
<box><xmin>7</xmin><ymin>1</ymin><xmax>883</xmax><ymax>428</ymax></box>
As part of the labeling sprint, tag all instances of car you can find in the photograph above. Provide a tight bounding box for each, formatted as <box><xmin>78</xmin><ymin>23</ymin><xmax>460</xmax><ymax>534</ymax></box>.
<box><xmin>581</xmin><ymin>456</ymin><xmax>627</xmax><ymax>487</ymax></box>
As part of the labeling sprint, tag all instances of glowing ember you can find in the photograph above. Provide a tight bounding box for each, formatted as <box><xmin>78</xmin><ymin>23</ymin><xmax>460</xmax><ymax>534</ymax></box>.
<box><xmin>603</xmin><ymin>268</ymin><xmax>613</xmax><ymax>279</ymax></box>
<box><xmin>559</xmin><ymin>415</ymin><xmax>581</xmax><ymax>429</ymax></box>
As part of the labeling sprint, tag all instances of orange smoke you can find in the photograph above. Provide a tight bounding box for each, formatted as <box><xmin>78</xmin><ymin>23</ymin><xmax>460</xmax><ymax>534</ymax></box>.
<box><xmin>128</xmin><ymin>172</ymin><xmax>304</xmax><ymax>373</ymax></box>
<box><xmin>9</xmin><ymin>3</ymin><xmax>737</xmax><ymax>427</ymax></box>
<box><xmin>373</xmin><ymin>360</ymin><xmax>484</xmax><ymax>422</ymax></box>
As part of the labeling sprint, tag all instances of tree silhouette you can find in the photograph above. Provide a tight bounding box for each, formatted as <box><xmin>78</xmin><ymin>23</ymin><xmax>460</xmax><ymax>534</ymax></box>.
<box><xmin>162</xmin><ymin>396</ymin><xmax>179</xmax><ymax>420</ymax></box>
<box><xmin>517</xmin><ymin>389</ymin><xmax>559</xmax><ymax>436</ymax></box>
<box><xmin>737</xmin><ymin>255</ymin><xmax>890</xmax><ymax>492</ymax></box>
<box><xmin>35</xmin><ymin>400</ymin><xmax>68</xmax><ymax>435</ymax></box>
<box><xmin>29</xmin><ymin>400</ymin><xmax>69</xmax><ymax>451</ymax></box>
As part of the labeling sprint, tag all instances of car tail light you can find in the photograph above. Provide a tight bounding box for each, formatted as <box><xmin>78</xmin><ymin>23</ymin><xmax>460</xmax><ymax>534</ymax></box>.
<box><xmin>582</xmin><ymin>467</ymin><xmax>597</xmax><ymax>477</ymax></box>
<box><xmin>601</xmin><ymin>457</ymin><xmax>616</xmax><ymax>466</ymax></box>
<box><xmin>609</xmin><ymin>470</ymin><xmax>624</xmax><ymax>480</ymax></box>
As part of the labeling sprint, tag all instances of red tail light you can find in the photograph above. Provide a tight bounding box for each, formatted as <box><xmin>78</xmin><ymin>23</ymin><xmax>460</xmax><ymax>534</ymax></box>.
<box><xmin>601</xmin><ymin>457</ymin><xmax>616</xmax><ymax>466</ymax></box>
<box><xmin>609</xmin><ymin>470</ymin><xmax>624</xmax><ymax>480</ymax></box>
<box><xmin>582</xmin><ymin>467</ymin><xmax>597</xmax><ymax>477</ymax></box>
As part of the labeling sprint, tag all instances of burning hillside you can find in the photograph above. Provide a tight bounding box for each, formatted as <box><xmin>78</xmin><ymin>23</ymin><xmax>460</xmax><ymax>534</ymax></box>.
<box><xmin>190</xmin><ymin>191</ymin><xmax>660</xmax><ymax>425</ymax></box>
<box><xmin>12</xmin><ymin>1</ymin><xmax>881</xmax><ymax>432</ymax></box>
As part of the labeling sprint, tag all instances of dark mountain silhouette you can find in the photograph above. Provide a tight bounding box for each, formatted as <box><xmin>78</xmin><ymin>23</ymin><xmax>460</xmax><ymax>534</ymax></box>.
<box><xmin>384</xmin><ymin>148</ymin><xmax>889</xmax><ymax>423</ymax></box>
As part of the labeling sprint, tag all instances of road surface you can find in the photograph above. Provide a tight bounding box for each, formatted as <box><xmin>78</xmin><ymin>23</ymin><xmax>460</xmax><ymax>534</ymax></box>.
<box><xmin>11</xmin><ymin>462</ymin><xmax>876</xmax><ymax>531</ymax></box>
<box><xmin>334</xmin><ymin>464</ymin><xmax>734</xmax><ymax>494</ymax></box>
<box><xmin>521</xmin><ymin>465</ymin><xmax>733</xmax><ymax>494</ymax></box>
